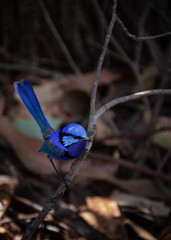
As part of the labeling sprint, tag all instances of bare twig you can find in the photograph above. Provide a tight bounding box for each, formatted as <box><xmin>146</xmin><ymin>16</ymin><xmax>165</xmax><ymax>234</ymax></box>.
<box><xmin>91</xmin><ymin>0</ymin><xmax>134</xmax><ymax>154</ymax></box>
<box><xmin>117</xmin><ymin>16</ymin><xmax>171</xmax><ymax>41</ymax></box>
<box><xmin>90</xmin><ymin>0</ymin><xmax>117</xmax><ymax>116</ymax></box>
<box><xmin>132</xmin><ymin>3</ymin><xmax>152</xmax><ymax>123</ymax></box>
<box><xmin>92</xmin><ymin>0</ymin><xmax>151</xmax><ymax>124</ymax></box>
<box><xmin>94</xmin><ymin>89</ymin><xmax>171</xmax><ymax>121</ymax></box>
<box><xmin>134</xmin><ymin>2</ymin><xmax>152</xmax><ymax>63</ymax></box>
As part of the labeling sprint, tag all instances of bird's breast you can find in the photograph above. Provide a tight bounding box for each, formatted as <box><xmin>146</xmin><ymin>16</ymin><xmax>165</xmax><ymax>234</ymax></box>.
<box><xmin>68</xmin><ymin>141</ymin><xmax>86</xmax><ymax>158</ymax></box>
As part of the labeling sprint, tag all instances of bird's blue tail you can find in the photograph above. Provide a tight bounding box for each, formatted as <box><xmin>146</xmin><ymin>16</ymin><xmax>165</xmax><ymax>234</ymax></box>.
<box><xmin>14</xmin><ymin>80</ymin><xmax>53</xmax><ymax>138</ymax></box>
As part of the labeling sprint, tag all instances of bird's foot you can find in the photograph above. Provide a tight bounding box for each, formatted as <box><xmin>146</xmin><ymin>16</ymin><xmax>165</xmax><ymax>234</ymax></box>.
<box><xmin>48</xmin><ymin>156</ymin><xmax>70</xmax><ymax>188</ymax></box>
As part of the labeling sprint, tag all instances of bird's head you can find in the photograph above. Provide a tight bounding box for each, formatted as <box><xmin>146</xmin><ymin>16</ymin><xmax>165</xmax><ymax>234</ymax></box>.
<box><xmin>61</xmin><ymin>123</ymin><xmax>88</xmax><ymax>147</ymax></box>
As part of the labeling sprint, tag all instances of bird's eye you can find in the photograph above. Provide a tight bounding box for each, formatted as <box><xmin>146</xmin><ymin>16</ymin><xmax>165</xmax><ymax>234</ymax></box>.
<box><xmin>74</xmin><ymin>136</ymin><xmax>82</xmax><ymax>140</ymax></box>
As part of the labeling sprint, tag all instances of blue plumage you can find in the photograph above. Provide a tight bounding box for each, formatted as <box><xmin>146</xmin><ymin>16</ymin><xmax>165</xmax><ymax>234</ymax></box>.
<box><xmin>14</xmin><ymin>80</ymin><xmax>88</xmax><ymax>160</ymax></box>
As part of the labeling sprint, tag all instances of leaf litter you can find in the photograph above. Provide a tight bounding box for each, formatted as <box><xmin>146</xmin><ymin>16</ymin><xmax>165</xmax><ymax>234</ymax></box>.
<box><xmin>0</xmin><ymin>67</ymin><xmax>170</xmax><ymax>240</ymax></box>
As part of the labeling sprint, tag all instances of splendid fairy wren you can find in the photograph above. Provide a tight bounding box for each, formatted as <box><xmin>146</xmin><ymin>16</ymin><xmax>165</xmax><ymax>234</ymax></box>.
<box><xmin>14</xmin><ymin>80</ymin><xmax>88</xmax><ymax>160</ymax></box>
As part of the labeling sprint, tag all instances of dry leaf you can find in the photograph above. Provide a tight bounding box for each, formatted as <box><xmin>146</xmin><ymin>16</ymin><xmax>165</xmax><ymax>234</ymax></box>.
<box><xmin>68</xmin><ymin>67</ymin><xmax>120</xmax><ymax>89</ymax></box>
<box><xmin>86</xmin><ymin>196</ymin><xmax>121</xmax><ymax>218</ymax></box>
<box><xmin>59</xmin><ymin>90</ymin><xmax>90</xmax><ymax>121</ymax></box>
<box><xmin>0</xmin><ymin>175</ymin><xmax>18</xmax><ymax>219</ymax></box>
<box><xmin>0</xmin><ymin>226</ymin><xmax>6</xmax><ymax>234</ymax></box>
<box><xmin>79</xmin><ymin>196</ymin><xmax>122</xmax><ymax>240</ymax></box>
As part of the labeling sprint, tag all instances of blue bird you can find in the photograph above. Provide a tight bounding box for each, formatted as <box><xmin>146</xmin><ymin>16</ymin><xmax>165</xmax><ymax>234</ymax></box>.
<box><xmin>14</xmin><ymin>80</ymin><xmax>88</xmax><ymax>161</ymax></box>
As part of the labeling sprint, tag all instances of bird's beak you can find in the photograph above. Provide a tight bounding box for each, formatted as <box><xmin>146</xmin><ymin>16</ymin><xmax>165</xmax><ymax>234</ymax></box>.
<box><xmin>83</xmin><ymin>137</ymin><xmax>91</xmax><ymax>142</ymax></box>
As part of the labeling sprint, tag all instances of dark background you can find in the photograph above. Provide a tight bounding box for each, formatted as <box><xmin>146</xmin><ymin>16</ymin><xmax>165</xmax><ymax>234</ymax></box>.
<box><xmin>0</xmin><ymin>1</ymin><xmax>171</xmax><ymax>239</ymax></box>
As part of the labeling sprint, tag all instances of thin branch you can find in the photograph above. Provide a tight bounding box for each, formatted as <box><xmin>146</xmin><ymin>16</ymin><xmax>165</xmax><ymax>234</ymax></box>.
<box><xmin>90</xmin><ymin>0</ymin><xmax>117</xmax><ymax>116</ymax></box>
<box><xmin>117</xmin><ymin>8</ymin><xmax>152</xmax><ymax>115</ymax></box>
<box><xmin>117</xmin><ymin>16</ymin><xmax>171</xmax><ymax>41</ymax></box>
<box><xmin>22</xmin><ymin>182</ymin><xmax>66</xmax><ymax>240</ymax></box>
<box><xmin>92</xmin><ymin>0</ymin><xmax>151</xmax><ymax>121</ymax></box>
<box><xmin>95</xmin><ymin>89</ymin><xmax>171</xmax><ymax>121</ymax></box>
<box><xmin>22</xmin><ymin>150</ymin><xmax>90</xmax><ymax>240</ymax></box>
<box><xmin>90</xmin><ymin>0</ymin><xmax>133</xmax><ymax>154</ymax></box>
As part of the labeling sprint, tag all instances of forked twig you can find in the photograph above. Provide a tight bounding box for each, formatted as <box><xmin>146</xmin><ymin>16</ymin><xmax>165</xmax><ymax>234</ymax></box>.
<box><xmin>90</xmin><ymin>0</ymin><xmax>117</xmax><ymax>116</ymax></box>
<box><xmin>94</xmin><ymin>89</ymin><xmax>171</xmax><ymax>121</ymax></box>
<box><xmin>117</xmin><ymin>16</ymin><xmax>171</xmax><ymax>41</ymax></box>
